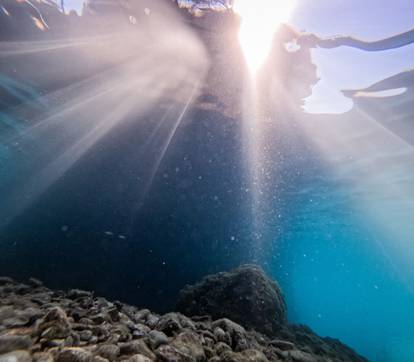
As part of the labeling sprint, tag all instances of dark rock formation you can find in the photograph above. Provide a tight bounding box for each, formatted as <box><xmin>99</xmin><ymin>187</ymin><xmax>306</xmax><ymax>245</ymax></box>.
<box><xmin>176</xmin><ymin>265</ymin><xmax>287</xmax><ymax>336</ymax></box>
<box><xmin>0</xmin><ymin>274</ymin><xmax>367</xmax><ymax>361</ymax></box>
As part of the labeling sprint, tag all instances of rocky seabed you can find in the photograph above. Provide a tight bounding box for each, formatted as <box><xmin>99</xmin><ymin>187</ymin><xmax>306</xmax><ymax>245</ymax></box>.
<box><xmin>0</xmin><ymin>273</ymin><xmax>367</xmax><ymax>362</ymax></box>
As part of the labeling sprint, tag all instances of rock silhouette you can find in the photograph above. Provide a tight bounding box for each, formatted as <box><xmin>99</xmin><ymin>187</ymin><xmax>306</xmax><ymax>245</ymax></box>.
<box><xmin>176</xmin><ymin>265</ymin><xmax>287</xmax><ymax>336</ymax></box>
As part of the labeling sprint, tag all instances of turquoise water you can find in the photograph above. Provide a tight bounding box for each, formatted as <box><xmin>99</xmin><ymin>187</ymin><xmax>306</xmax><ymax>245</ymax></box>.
<box><xmin>1</xmin><ymin>1</ymin><xmax>414</xmax><ymax>361</ymax></box>
<box><xmin>273</xmin><ymin>165</ymin><xmax>414</xmax><ymax>360</ymax></box>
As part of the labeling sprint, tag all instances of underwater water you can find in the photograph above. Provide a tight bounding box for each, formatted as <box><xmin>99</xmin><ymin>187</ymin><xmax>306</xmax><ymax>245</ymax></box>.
<box><xmin>1</xmin><ymin>0</ymin><xmax>414</xmax><ymax>361</ymax></box>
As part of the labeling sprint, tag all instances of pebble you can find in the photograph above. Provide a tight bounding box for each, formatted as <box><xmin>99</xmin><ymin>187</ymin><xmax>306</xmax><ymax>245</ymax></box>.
<box><xmin>213</xmin><ymin>327</ymin><xmax>230</xmax><ymax>345</ymax></box>
<box><xmin>269</xmin><ymin>339</ymin><xmax>295</xmax><ymax>351</ymax></box>
<box><xmin>79</xmin><ymin>330</ymin><xmax>93</xmax><ymax>342</ymax></box>
<box><xmin>95</xmin><ymin>344</ymin><xmax>120</xmax><ymax>360</ymax></box>
<box><xmin>119</xmin><ymin>340</ymin><xmax>155</xmax><ymax>360</ymax></box>
<box><xmin>0</xmin><ymin>335</ymin><xmax>32</xmax><ymax>354</ymax></box>
<box><xmin>33</xmin><ymin>352</ymin><xmax>54</xmax><ymax>362</ymax></box>
<box><xmin>0</xmin><ymin>350</ymin><xmax>32</xmax><ymax>362</ymax></box>
<box><xmin>56</xmin><ymin>348</ymin><xmax>92</xmax><ymax>362</ymax></box>
<box><xmin>121</xmin><ymin>354</ymin><xmax>152</xmax><ymax>362</ymax></box>
<box><xmin>148</xmin><ymin>330</ymin><xmax>168</xmax><ymax>349</ymax></box>
<box><xmin>92</xmin><ymin>357</ymin><xmax>108</xmax><ymax>362</ymax></box>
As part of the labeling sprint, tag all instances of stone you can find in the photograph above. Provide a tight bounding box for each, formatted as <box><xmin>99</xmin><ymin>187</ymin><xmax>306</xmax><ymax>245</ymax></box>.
<box><xmin>0</xmin><ymin>350</ymin><xmax>32</xmax><ymax>362</ymax></box>
<box><xmin>134</xmin><ymin>310</ymin><xmax>150</xmax><ymax>323</ymax></box>
<box><xmin>122</xmin><ymin>354</ymin><xmax>152</xmax><ymax>362</ymax></box>
<box><xmin>112</xmin><ymin>324</ymin><xmax>131</xmax><ymax>342</ymax></box>
<box><xmin>148</xmin><ymin>330</ymin><xmax>168</xmax><ymax>349</ymax></box>
<box><xmin>90</xmin><ymin>314</ymin><xmax>106</xmax><ymax>325</ymax></box>
<box><xmin>177</xmin><ymin>265</ymin><xmax>287</xmax><ymax>336</ymax></box>
<box><xmin>214</xmin><ymin>342</ymin><xmax>232</xmax><ymax>356</ymax></box>
<box><xmin>38</xmin><ymin>307</ymin><xmax>71</xmax><ymax>339</ymax></box>
<box><xmin>95</xmin><ymin>344</ymin><xmax>120</xmax><ymax>360</ymax></box>
<box><xmin>20</xmin><ymin>308</ymin><xmax>44</xmax><ymax>324</ymax></box>
<box><xmin>0</xmin><ymin>307</ymin><xmax>16</xmax><ymax>324</ymax></box>
<box><xmin>155</xmin><ymin>344</ymin><xmax>194</xmax><ymax>362</ymax></box>
<box><xmin>203</xmin><ymin>337</ymin><xmax>215</xmax><ymax>349</ymax></box>
<box><xmin>67</xmin><ymin>290</ymin><xmax>92</xmax><ymax>300</ymax></box>
<box><xmin>240</xmin><ymin>349</ymin><xmax>269</xmax><ymax>362</ymax></box>
<box><xmin>204</xmin><ymin>347</ymin><xmax>214</xmax><ymax>359</ymax></box>
<box><xmin>289</xmin><ymin>350</ymin><xmax>317</xmax><ymax>362</ymax></box>
<box><xmin>212</xmin><ymin>319</ymin><xmax>247</xmax><ymax>350</ymax></box>
<box><xmin>33</xmin><ymin>352</ymin><xmax>54</xmax><ymax>362</ymax></box>
<box><xmin>208</xmin><ymin>358</ymin><xmax>220</xmax><ymax>362</ymax></box>
<box><xmin>119</xmin><ymin>340</ymin><xmax>155</xmax><ymax>360</ymax></box>
<box><xmin>107</xmin><ymin>308</ymin><xmax>119</xmax><ymax>323</ymax></box>
<box><xmin>171</xmin><ymin>331</ymin><xmax>205</xmax><ymax>362</ymax></box>
<box><xmin>92</xmin><ymin>357</ymin><xmax>109</xmax><ymax>362</ymax></box>
<box><xmin>79</xmin><ymin>330</ymin><xmax>93</xmax><ymax>342</ymax></box>
<box><xmin>145</xmin><ymin>315</ymin><xmax>159</xmax><ymax>329</ymax></box>
<box><xmin>220</xmin><ymin>349</ymin><xmax>269</xmax><ymax>362</ymax></box>
<box><xmin>269</xmin><ymin>339</ymin><xmax>295</xmax><ymax>351</ymax></box>
<box><xmin>1</xmin><ymin>317</ymin><xmax>30</xmax><ymax>329</ymax></box>
<box><xmin>67</xmin><ymin>333</ymin><xmax>81</xmax><ymax>347</ymax></box>
<box><xmin>213</xmin><ymin>327</ymin><xmax>230</xmax><ymax>345</ymax></box>
<box><xmin>41</xmin><ymin>338</ymin><xmax>66</xmax><ymax>348</ymax></box>
<box><xmin>56</xmin><ymin>348</ymin><xmax>93</xmax><ymax>362</ymax></box>
<box><xmin>176</xmin><ymin>315</ymin><xmax>196</xmax><ymax>331</ymax></box>
<box><xmin>156</xmin><ymin>313</ymin><xmax>182</xmax><ymax>336</ymax></box>
<box><xmin>0</xmin><ymin>335</ymin><xmax>32</xmax><ymax>354</ymax></box>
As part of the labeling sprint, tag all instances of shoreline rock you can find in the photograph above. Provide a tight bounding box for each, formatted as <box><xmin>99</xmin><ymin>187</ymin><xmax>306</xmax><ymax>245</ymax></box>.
<box><xmin>0</xmin><ymin>271</ymin><xmax>367</xmax><ymax>361</ymax></box>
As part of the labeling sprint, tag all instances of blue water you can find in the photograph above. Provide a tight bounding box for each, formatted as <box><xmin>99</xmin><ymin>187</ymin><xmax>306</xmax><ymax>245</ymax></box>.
<box><xmin>1</xmin><ymin>1</ymin><xmax>414</xmax><ymax>361</ymax></box>
<box><xmin>272</xmin><ymin>171</ymin><xmax>414</xmax><ymax>361</ymax></box>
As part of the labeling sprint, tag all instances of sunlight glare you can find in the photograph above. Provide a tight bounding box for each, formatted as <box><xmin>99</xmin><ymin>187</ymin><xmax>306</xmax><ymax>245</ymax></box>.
<box><xmin>234</xmin><ymin>0</ymin><xmax>297</xmax><ymax>73</ymax></box>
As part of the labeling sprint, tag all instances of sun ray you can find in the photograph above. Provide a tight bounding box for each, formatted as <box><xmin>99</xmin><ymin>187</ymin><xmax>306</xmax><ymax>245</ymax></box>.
<box><xmin>234</xmin><ymin>0</ymin><xmax>297</xmax><ymax>73</ymax></box>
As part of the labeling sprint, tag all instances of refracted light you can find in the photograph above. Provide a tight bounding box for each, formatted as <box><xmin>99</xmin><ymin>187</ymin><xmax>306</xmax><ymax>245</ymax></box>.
<box><xmin>31</xmin><ymin>15</ymin><xmax>47</xmax><ymax>31</ymax></box>
<box><xmin>354</xmin><ymin>87</ymin><xmax>407</xmax><ymax>98</ymax></box>
<box><xmin>1</xmin><ymin>5</ymin><xmax>11</xmax><ymax>16</ymax></box>
<box><xmin>233</xmin><ymin>0</ymin><xmax>297</xmax><ymax>73</ymax></box>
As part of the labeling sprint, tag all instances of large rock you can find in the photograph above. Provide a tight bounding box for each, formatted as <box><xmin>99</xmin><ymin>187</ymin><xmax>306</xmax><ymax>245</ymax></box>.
<box><xmin>176</xmin><ymin>265</ymin><xmax>287</xmax><ymax>336</ymax></box>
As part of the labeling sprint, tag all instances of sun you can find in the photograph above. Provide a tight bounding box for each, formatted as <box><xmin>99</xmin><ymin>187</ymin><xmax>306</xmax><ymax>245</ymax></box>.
<box><xmin>233</xmin><ymin>0</ymin><xmax>297</xmax><ymax>73</ymax></box>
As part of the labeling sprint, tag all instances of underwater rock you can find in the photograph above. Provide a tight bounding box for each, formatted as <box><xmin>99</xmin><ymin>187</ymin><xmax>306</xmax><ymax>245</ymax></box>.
<box><xmin>156</xmin><ymin>313</ymin><xmax>183</xmax><ymax>336</ymax></box>
<box><xmin>155</xmin><ymin>344</ymin><xmax>193</xmax><ymax>362</ymax></box>
<box><xmin>119</xmin><ymin>340</ymin><xmax>154</xmax><ymax>360</ymax></box>
<box><xmin>121</xmin><ymin>354</ymin><xmax>152</xmax><ymax>362</ymax></box>
<box><xmin>67</xmin><ymin>290</ymin><xmax>93</xmax><ymax>300</ymax></box>
<box><xmin>170</xmin><ymin>330</ymin><xmax>205</xmax><ymax>361</ymax></box>
<box><xmin>95</xmin><ymin>344</ymin><xmax>120</xmax><ymax>360</ymax></box>
<box><xmin>0</xmin><ymin>350</ymin><xmax>32</xmax><ymax>362</ymax></box>
<box><xmin>38</xmin><ymin>307</ymin><xmax>71</xmax><ymax>339</ymax></box>
<box><xmin>148</xmin><ymin>330</ymin><xmax>169</xmax><ymax>349</ymax></box>
<box><xmin>176</xmin><ymin>265</ymin><xmax>287</xmax><ymax>336</ymax></box>
<box><xmin>269</xmin><ymin>339</ymin><xmax>295</xmax><ymax>351</ymax></box>
<box><xmin>56</xmin><ymin>348</ymin><xmax>93</xmax><ymax>362</ymax></box>
<box><xmin>221</xmin><ymin>349</ymin><xmax>270</xmax><ymax>362</ymax></box>
<box><xmin>0</xmin><ymin>335</ymin><xmax>32</xmax><ymax>354</ymax></box>
<box><xmin>33</xmin><ymin>351</ymin><xmax>54</xmax><ymax>362</ymax></box>
<box><xmin>0</xmin><ymin>277</ymin><xmax>15</xmax><ymax>286</ymax></box>
<box><xmin>0</xmin><ymin>276</ymin><xmax>368</xmax><ymax>362</ymax></box>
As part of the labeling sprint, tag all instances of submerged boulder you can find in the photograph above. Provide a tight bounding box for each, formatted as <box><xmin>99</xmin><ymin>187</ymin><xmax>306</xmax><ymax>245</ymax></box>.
<box><xmin>176</xmin><ymin>265</ymin><xmax>287</xmax><ymax>336</ymax></box>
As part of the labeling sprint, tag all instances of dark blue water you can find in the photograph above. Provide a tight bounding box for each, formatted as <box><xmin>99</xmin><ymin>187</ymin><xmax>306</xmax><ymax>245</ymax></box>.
<box><xmin>1</xmin><ymin>1</ymin><xmax>414</xmax><ymax>361</ymax></box>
